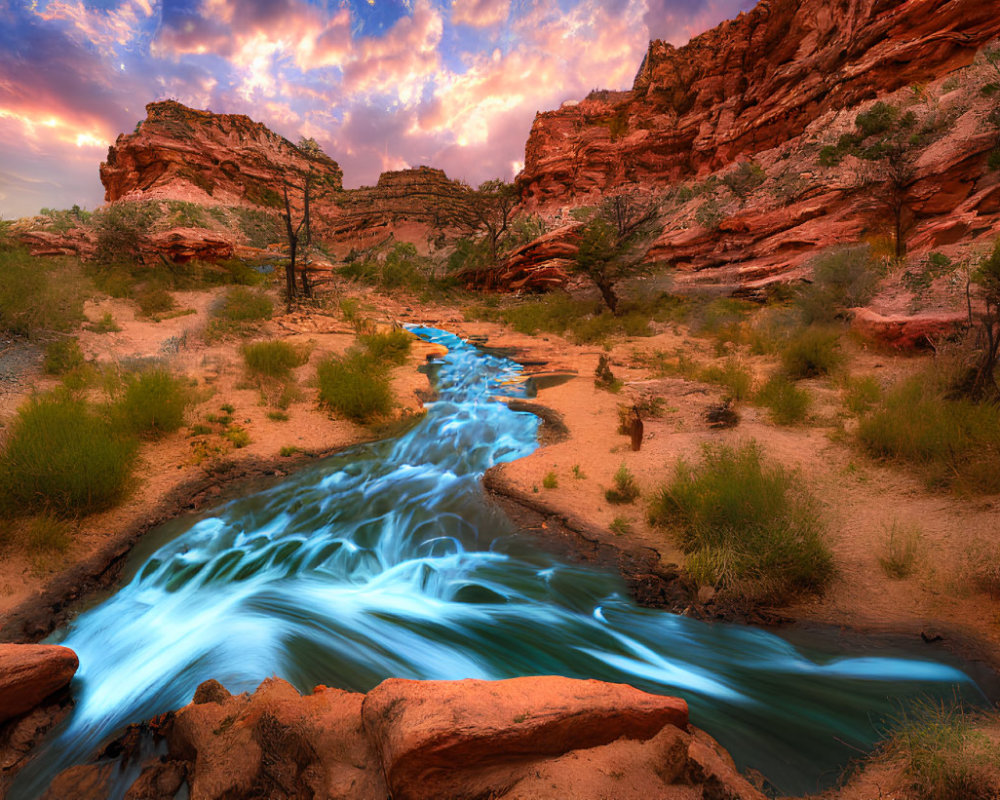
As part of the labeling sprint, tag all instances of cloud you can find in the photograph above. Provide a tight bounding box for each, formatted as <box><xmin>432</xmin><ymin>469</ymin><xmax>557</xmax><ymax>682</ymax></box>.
<box><xmin>451</xmin><ymin>0</ymin><xmax>510</xmax><ymax>29</ymax></box>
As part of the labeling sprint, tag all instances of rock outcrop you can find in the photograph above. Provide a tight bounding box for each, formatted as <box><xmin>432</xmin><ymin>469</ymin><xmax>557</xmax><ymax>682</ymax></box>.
<box><xmin>44</xmin><ymin>676</ymin><xmax>765</xmax><ymax>800</ymax></box>
<box><xmin>0</xmin><ymin>644</ymin><xmax>78</xmax><ymax>723</ymax></box>
<box><xmin>517</xmin><ymin>0</ymin><xmax>1000</xmax><ymax>208</ymax></box>
<box><xmin>101</xmin><ymin>100</ymin><xmax>343</xmax><ymax>208</ymax></box>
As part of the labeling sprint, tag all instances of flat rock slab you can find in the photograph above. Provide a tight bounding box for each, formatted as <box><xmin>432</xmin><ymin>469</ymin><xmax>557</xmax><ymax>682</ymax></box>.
<box><xmin>361</xmin><ymin>675</ymin><xmax>689</xmax><ymax>800</ymax></box>
<box><xmin>0</xmin><ymin>644</ymin><xmax>78</xmax><ymax>723</ymax></box>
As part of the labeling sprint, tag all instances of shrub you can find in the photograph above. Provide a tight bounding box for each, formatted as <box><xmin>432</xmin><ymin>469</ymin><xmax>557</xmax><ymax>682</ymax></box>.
<box><xmin>207</xmin><ymin>287</ymin><xmax>274</xmax><ymax>338</ymax></box>
<box><xmin>242</xmin><ymin>340</ymin><xmax>308</xmax><ymax>379</ymax></box>
<box><xmin>542</xmin><ymin>471</ymin><xmax>558</xmax><ymax>489</ymax></box>
<box><xmin>855</xmin><ymin>101</ymin><xmax>899</xmax><ymax>138</ymax></box>
<box><xmin>0</xmin><ymin>247</ymin><xmax>89</xmax><ymax>335</ymax></box>
<box><xmin>882</xmin><ymin>701</ymin><xmax>1000</xmax><ymax>800</ymax></box>
<box><xmin>755</xmin><ymin>373</ymin><xmax>811</xmax><ymax>424</ymax></box>
<box><xmin>25</xmin><ymin>513</ymin><xmax>72</xmax><ymax>554</ymax></box>
<box><xmin>842</xmin><ymin>374</ymin><xmax>882</xmax><ymax>415</ymax></box>
<box><xmin>648</xmin><ymin>441</ymin><xmax>832</xmax><ymax>606</ymax></box>
<box><xmin>317</xmin><ymin>352</ymin><xmax>393</xmax><ymax>422</ymax></box>
<box><xmin>857</xmin><ymin>378</ymin><xmax>1000</xmax><ymax>492</ymax></box>
<box><xmin>279</xmin><ymin>445</ymin><xmax>300</xmax><ymax>457</ymax></box>
<box><xmin>113</xmin><ymin>368</ymin><xmax>190</xmax><ymax>438</ymax></box>
<box><xmin>43</xmin><ymin>338</ymin><xmax>85</xmax><ymax>375</ymax></box>
<box><xmin>780</xmin><ymin>326</ymin><xmax>843</xmax><ymax>379</ymax></box>
<box><xmin>698</xmin><ymin>358</ymin><xmax>753</xmax><ymax>400</ymax></box>
<box><xmin>224</xmin><ymin>425</ymin><xmax>250</xmax><ymax>448</ymax></box>
<box><xmin>878</xmin><ymin>520</ymin><xmax>921</xmax><ymax>579</ymax></box>
<box><xmin>0</xmin><ymin>394</ymin><xmax>137</xmax><ymax>516</ymax></box>
<box><xmin>135</xmin><ymin>288</ymin><xmax>175</xmax><ymax>317</ymax></box>
<box><xmin>93</xmin><ymin>201</ymin><xmax>157</xmax><ymax>265</ymax></box>
<box><xmin>360</xmin><ymin>329</ymin><xmax>413</xmax><ymax>365</ymax></box>
<box><xmin>609</xmin><ymin>516</ymin><xmax>632</xmax><ymax>536</ymax></box>
<box><xmin>798</xmin><ymin>245</ymin><xmax>883</xmax><ymax>323</ymax></box>
<box><xmin>88</xmin><ymin>312</ymin><xmax>121</xmax><ymax>333</ymax></box>
<box><xmin>605</xmin><ymin>463</ymin><xmax>639</xmax><ymax>504</ymax></box>
<box><xmin>721</xmin><ymin>161</ymin><xmax>766</xmax><ymax>199</ymax></box>
<box><xmin>267</xmin><ymin>410</ymin><xmax>290</xmax><ymax>422</ymax></box>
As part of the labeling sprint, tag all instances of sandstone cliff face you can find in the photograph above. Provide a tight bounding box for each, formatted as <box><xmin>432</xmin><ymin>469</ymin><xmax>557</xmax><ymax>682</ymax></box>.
<box><xmin>518</xmin><ymin>0</ymin><xmax>1000</xmax><ymax>208</ymax></box>
<box><xmin>100</xmin><ymin>101</ymin><xmax>343</xmax><ymax>209</ymax></box>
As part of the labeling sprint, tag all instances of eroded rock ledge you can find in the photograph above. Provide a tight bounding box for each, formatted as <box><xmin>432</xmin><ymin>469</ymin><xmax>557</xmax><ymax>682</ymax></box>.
<box><xmin>44</xmin><ymin>675</ymin><xmax>764</xmax><ymax>800</ymax></box>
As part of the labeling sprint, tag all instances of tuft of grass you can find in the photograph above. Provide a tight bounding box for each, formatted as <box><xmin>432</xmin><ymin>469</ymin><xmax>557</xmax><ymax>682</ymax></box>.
<box><xmin>279</xmin><ymin>446</ymin><xmax>300</xmax><ymax>457</ymax></box>
<box><xmin>780</xmin><ymin>326</ymin><xmax>843</xmax><ymax>379</ymax></box>
<box><xmin>878</xmin><ymin>520</ymin><xmax>921</xmax><ymax>579</ymax></box>
<box><xmin>857</xmin><ymin>378</ymin><xmax>1000</xmax><ymax>493</ymax></box>
<box><xmin>242</xmin><ymin>340</ymin><xmax>308</xmax><ymax>379</ymax></box>
<box><xmin>267</xmin><ymin>410</ymin><xmax>290</xmax><ymax>422</ymax></box>
<box><xmin>572</xmin><ymin>464</ymin><xmax>587</xmax><ymax>479</ymax></box>
<box><xmin>360</xmin><ymin>328</ymin><xmax>413</xmax><ymax>365</ymax></box>
<box><xmin>0</xmin><ymin>394</ymin><xmax>138</xmax><ymax>517</ymax></box>
<box><xmin>135</xmin><ymin>288</ymin><xmax>175</xmax><ymax>317</ymax></box>
<box><xmin>542</xmin><ymin>471</ymin><xmax>558</xmax><ymax>489</ymax></box>
<box><xmin>698</xmin><ymin>358</ymin><xmax>753</xmax><ymax>400</ymax></box>
<box><xmin>648</xmin><ymin>441</ymin><xmax>832</xmax><ymax>607</ymax></box>
<box><xmin>755</xmin><ymin>373</ymin><xmax>810</xmax><ymax>424</ymax></box>
<box><xmin>206</xmin><ymin>287</ymin><xmax>274</xmax><ymax>339</ymax></box>
<box><xmin>43</xmin><ymin>338</ymin><xmax>85</xmax><ymax>375</ymax></box>
<box><xmin>882</xmin><ymin>701</ymin><xmax>1000</xmax><ymax>800</ymax></box>
<box><xmin>609</xmin><ymin>516</ymin><xmax>632</xmax><ymax>536</ymax></box>
<box><xmin>223</xmin><ymin>425</ymin><xmax>250</xmax><ymax>448</ymax></box>
<box><xmin>605</xmin><ymin>463</ymin><xmax>640</xmax><ymax>504</ymax></box>
<box><xmin>316</xmin><ymin>352</ymin><xmax>393</xmax><ymax>423</ymax></box>
<box><xmin>842</xmin><ymin>374</ymin><xmax>882</xmax><ymax>415</ymax></box>
<box><xmin>112</xmin><ymin>368</ymin><xmax>191</xmax><ymax>439</ymax></box>
<box><xmin>25</xmin><ymin>513</ymin><xmax>72</xmax><ymax>554</ymax></box>
<box><xmin>0</xmin><ymin>247</ymin><xmax>90</xmax><ymax>336</ymax></box>
<box><xmin>87</xmin><ymin>312</ymin><xmax>121</xmax><ymax>333</ymax></box>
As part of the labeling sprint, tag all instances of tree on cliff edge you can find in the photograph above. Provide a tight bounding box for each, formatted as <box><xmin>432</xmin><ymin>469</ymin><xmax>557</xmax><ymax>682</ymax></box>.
<box><xmin>573</xmin><ymin>192</ymin><xmax>661</xmax><ymax>314</ymax></box>
<box><xmin>455</xmin><ymin>180</ymin><xmax>518</xmax><ymax>265</ymax></box>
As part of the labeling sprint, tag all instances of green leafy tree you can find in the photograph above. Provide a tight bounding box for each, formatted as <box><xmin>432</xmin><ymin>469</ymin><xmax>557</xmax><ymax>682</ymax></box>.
<box><xmin>574</xmin><ymin>192</ymin><xmax>660</xmax><ymax>314</ymax></box>
<box><xmin>967</xmin><ymin>240</ymin><xmax>1000</xmax><ymax>399</ymax></box>
<box><xmin>455</xmin><ymin>179</ymin><xmax>518</xmax><ymax>265</ymax></box>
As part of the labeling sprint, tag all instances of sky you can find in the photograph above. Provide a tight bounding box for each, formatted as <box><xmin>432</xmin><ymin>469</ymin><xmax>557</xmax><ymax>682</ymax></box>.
<box><xmin>0</xmin><ymin>0</ymin><xmax>754</xmax><ymax>219</ymax></box>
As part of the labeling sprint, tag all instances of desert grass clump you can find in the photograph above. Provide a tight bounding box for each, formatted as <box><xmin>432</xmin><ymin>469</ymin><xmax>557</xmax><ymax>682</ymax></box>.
<box><xmin>882</xmin><ymin>701</ymin><xmax>1000</xmax><ymax>800</ymax></box>
<box><xmin>360</xmin><ymin>328</ymin><xmax>413</xmax><ymax>365</ymax></box>
<box><xmin>648</xmin><ymin>440</ymin><xmax>832</xmax><ymax>607</ymax></box>
<box><xmin>113</xmin><ymin>368</ymin><xmax>191</xmax><ymax>439</ymax></box>
<box><xmin>755</xmin><ymin>373</ymin><xmax>811</xmax><ymax>424</ymax></box>
<box><xmin>857</xmin><ymin>377</ymin><xmax>1000</xmax><ymax>493</ymax></box>
<box><xmin>0</xmin><ymin>394</ymin><xmax>138</xmax><ymax>516</ymax></box>
<box><xmin>242</xmin><ymin>340</ymin><xmax>309</xmax><ymax>379</ymax></box>
<box><xmin>542</xmin><ymin>471</ymin><xmax>558</xmax><ymax>489</ymax></box>
<box><xmin>135</xmin><ymin>287</ymin><xmax>175</xmax><ymax>317</ymax></box>
<box><xmin>797</xmin><ymin>245</ymin><xmax>884</xmax><ymax>323</ymax></box>
<box><xmin>87</xmin><ymin>312</ymin><xmax>121</xmax><ymax>333</ymax></box>
<box><xmin>878</xmin><ymin>520</ymin><xmax>922</xmax><ymax>579</ymax></box>
<box><xmin>605</xmin><ymin>463</ymin><xmax>640</xmax><ymax>504</ymax></box>
<box><xmin>317</xmin><ymin>352</ymin><xmax>393</xmax><ymax>423</ymax></box>
<box><xmin>43</xmin><ymin>338</ymin><xmax>85</xmax><ymax>375</ymax></box>
<box><xmin>25</xmin><ymin>513</ymin><xmax>72</xmax><ymax>554</ymax></box>
<box><xmin>698</xmin><ymin>358</ymin><xmax>753</xmax><ymax>400</ymax></box>
<box><xmin>780</xmin><ymin>326</ymin><xmax>844</xmax><ymax>379</ymax></box>
<box><xmin>842</xmin><ymin>374</ymin><xmax>882</xmax><ymax>415</ymax></box>
<box><xmin>206</xmin><ymin>287</ymin><xmax>274</xmax><ymax>339</ymax></box>
<box><xmin>0</xmin><ymin>247</ymin><xmax>90</xmax><ymax>335</ymax></box>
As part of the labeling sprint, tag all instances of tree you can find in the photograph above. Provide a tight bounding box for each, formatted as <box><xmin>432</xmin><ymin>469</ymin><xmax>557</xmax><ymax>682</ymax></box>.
<box><xmin>966</xmin><ymin>240</ymin><xmax>1000</xmax><ymax>400</ymax></box>
<box><xmin>456</xmin><ymin>179</ymin><xmax>518</xmax><ymax>265</ymax></box>
<box><xmin>573</xmin><ymin>192</ymin><xmax>661</xmax><ymax>314</ymax></box>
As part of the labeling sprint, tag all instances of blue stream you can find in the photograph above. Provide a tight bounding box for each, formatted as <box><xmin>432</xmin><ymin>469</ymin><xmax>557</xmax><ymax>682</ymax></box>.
<box><xmin>13</xmin><ymin>328</ymin><xmax>984</xmax><ymax>797</ymax></box>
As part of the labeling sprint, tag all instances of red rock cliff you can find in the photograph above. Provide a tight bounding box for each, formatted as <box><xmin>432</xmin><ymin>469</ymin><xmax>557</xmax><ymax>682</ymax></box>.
<box><xmin>517</xmin><ymin>0</ymin><xmax>1000</xmax><ymax>208</ymax></box>
<box><xmin>100</xmin><ymin>100</ymin><xmax>343</xmax><ymax>208</ymax></box>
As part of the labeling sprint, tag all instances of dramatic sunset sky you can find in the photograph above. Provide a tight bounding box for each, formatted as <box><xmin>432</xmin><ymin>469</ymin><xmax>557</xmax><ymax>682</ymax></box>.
<box><xmin>0</xmin><ymin>0</ymin><xmax>752</xmax><ymax>218</ymax></box>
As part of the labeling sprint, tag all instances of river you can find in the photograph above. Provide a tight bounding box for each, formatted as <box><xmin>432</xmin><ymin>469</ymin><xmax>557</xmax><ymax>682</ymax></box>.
<box><xmin>11</xmin><ymin>327</ymin><xmax>984</xmax><ymax>798</ymax></box>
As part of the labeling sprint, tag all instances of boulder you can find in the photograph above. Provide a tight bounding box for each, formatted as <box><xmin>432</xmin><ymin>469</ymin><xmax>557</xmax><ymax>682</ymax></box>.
<box><xmin>360</xmin><ymin>675</ymin><xmax>689</xmax><ymax>800</ymax></box>
<box><xmin>0</xmin><ymin>644</ymin><xmax>78</xmax><ymax>723</ymax></box>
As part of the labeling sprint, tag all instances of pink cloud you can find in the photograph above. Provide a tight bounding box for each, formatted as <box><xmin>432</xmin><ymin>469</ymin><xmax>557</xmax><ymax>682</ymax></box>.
<box><xmin>451</xmin><ymin>0</ymin><xmax>511</xmax><ymax>29</ymax></box>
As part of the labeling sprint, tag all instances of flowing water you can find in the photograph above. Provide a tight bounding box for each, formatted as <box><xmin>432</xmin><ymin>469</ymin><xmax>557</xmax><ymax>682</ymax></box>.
<box><xmin>13</xmin><ymin>327</ymin><xmax>985</xmax><ymax>798</ymax></box>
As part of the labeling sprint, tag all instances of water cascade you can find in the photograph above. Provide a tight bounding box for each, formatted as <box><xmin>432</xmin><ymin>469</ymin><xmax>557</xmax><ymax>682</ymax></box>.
<box><xmin>14</xmin><ymin>328</ymin><xmax>983</xmax><ymax>797</ymax></box>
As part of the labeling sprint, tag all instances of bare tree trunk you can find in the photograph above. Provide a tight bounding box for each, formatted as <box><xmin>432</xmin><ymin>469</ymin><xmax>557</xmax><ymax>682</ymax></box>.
<box><xmin>282</xmin><ymin>186</ymin><xmax>297</xmax><ymax>308</ymax></box>
<box><xmin>595</xmin><ymin>277</ymin><xmax>619</xmax><ymax>315</ymax></box>
<box><xmin>300</xmin><ymin>175</ymin><xmax>313</xmax><ymax>299</ymax></box>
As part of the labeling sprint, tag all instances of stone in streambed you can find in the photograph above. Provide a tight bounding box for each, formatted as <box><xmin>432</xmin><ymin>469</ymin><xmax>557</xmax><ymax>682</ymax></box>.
<box><xmin>0</xmin><ymin>644</ymin><xmax>78</xmax><ymax>723</ymax></box>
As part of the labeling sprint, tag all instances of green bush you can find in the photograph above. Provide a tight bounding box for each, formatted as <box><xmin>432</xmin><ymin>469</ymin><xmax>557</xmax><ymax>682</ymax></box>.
<box><xmin>43</xmin><ymin>338</ymin><xmax>85</xmax><ymax>375</ymax></box>
<box><xmin>842</xmin><ymin>374</ymin><xmax>882</xmax><ymax>415</ymax></box>
<box><xmin>207</xmin><ymin>287</ymin><xmax>274</xmax><ymax>338</ymax></box>
<box><xmin>798</xmin><ymin>245</ymin><xmax>883</xmax><ymax>323</ymax></box>
<box><xmin>113</xmin><ymin>369</ymin><xmax>190</xmax><ymax>439</ymax></box>
<box><xmin>857</xmin><ymin>378</ymin><xmax>1000</xmax><ymax>492</ymax></box>
<box><xmin>882</xmin><ymin>701</ymin><xmax>1000</xmax><ymax>800</ymax></box>
<box><xmin>135</xmin><ymin>288</ymin><xmax>175</xmax><ymax>317</ymax></box>
<box><xmin>698</xmin><ymin>358</ymin><xmax>753</xmax><ymax>400</ymax></box>
<box><xmin>88</xmin><ymin>312</ymin><xmax>121</xmax><ymax>333</ymax></box>
<box><xmin>93</xmin><ymin>201</ymin><xmax>157</xmax><ymax>265</ymax></box>
<box><xmin>317</xmin><ymin>352</ymin><xmax>393</xmax><ymax>422</ymax></box>
<box><xmin>755</xmin><ymin>373</ymin><xmax>811</xmax><ymax>424</ymax></box>
<box><xmin>0</xmin><ymin>394</ymin><xmax>138</xmax><ymax>516</ymax></box>
<box><xmin>605</xmin><ymin>463</ymin><xmax>639</xmax><ymax>504</ymax></box>
<box><xmin>242</xmin><ymin>340</ymin><xmax>308</xmax><ymax>379</ymax></box>
<box><xmin>780</xmin><ymin>326</ymin><xmax>843</xmax><ymax>379</ymax></box>
<box><xmin>25</xmin><ymin>513</ymin><xmax>72</xmax><ymax>554</ymax></box>
<box><xmin>855</xmin><ymin>101</ymin><xmax>900</xmax><ymax>138</ymax></box>
<box><xmin>360</xmin><ymin>328</ymin><xmax>413</xmax><ymax>365</ymax></box>
<box><xmin>542</xmin><ymin>471</ymin><xmax>558</xmax><ymax>489</ymax></box>
<box><xmin>648</xmin><ymin>441</ymin><xmax>832</xmax><ymax>606</ymax></box>
<box><xmin>0</xmin><ymin>247</ymin><xmax>89</xmax><ymax>335</ymax></box>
